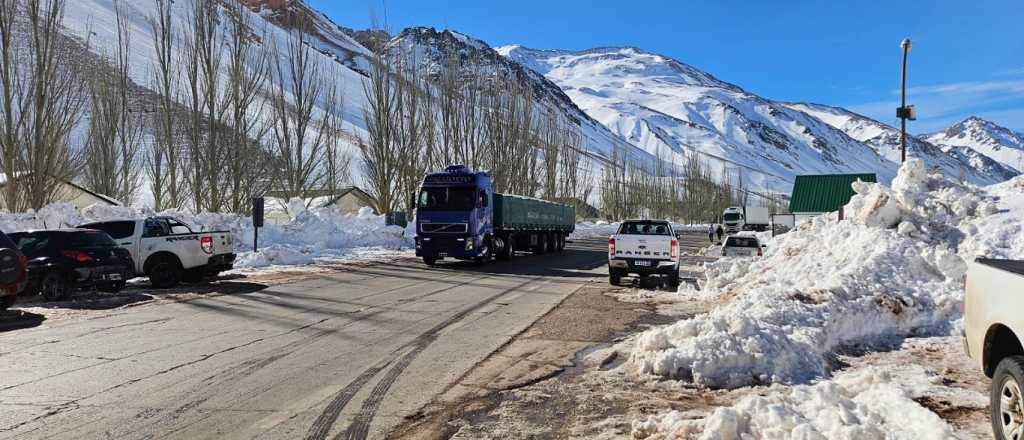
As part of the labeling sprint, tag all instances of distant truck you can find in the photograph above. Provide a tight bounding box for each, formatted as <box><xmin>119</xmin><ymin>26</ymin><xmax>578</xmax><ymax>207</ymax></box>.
<box><xmin>79</xmin><ymin>217</ymin><xmax>235</xmax><ymax>288</ymax></box>
<box><xmin>963</xmin><ymin>258</ymin><xmax>1024</xmax><ymax>440</ymax></box>
<box><xmin>414</xmin><ymin>165</ymin><xmax>575</xmax><ymax>266</ymax></box>
<box><xmin>722</xmin><ymin>206</ymin><xmax>770</xmax><ymax>233</ymax></box>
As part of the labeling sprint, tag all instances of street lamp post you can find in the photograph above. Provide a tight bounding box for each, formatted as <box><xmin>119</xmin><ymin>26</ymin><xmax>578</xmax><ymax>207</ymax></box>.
<box><xmin>898</xmin><ymin>38</ymin><xmax>914</xmax><ymax>163</ymax></box>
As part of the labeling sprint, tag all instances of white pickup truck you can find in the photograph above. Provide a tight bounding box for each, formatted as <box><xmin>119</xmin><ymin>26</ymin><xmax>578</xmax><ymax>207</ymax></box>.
<box><xmin>79</xmin><ymin>217</ymin><xmax>235</xmax><ymax>288</ymax></box>
<box><xmin>608</xmin><ymin>220</ymin><xmax>679</xmax><ymax>287</ymax></box>
<box><xmin>963</xmin><ymin>258</ymin><xmax>1024</xmax><ymax>440</ymax></box>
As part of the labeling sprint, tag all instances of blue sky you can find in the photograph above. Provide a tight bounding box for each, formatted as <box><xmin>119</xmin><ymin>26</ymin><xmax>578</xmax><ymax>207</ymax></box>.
<box><xmin>310</xmin><ymin>0</ymin><xmax>1024</xmax><ymax>134</ymax></box>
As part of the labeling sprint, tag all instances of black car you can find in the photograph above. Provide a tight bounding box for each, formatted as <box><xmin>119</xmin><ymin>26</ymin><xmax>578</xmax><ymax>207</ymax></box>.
<box><xmin>0</xmin><ymin>230</ymin><xmax>27</xmax><ymax>310</ymax></box>
<box><xmin>9</xmin><ymin>229</ymin><xmax>134</xmax><ymax>300</ymax></box>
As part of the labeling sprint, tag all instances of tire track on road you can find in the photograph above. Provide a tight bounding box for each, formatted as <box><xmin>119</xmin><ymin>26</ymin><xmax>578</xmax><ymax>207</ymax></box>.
<box><xmin>306</xmin><ymin>275</ymin><xmax>546</xmax><ymax>440</ymax></box>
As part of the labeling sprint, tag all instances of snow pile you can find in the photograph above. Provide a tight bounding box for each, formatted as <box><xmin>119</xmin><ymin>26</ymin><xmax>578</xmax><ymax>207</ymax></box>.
<box><xmin>631</xmin><ymin>367</ymin><xmax>957</xmax><ymax>440</ymax></box>
<box><xmin>626</xmin><ymin>160</ymin><xmax>1002</xmax><ymax>389</ymax></box>
<box><xmin>571</xmin><ymin>221</ymin><xmax>619</xmax><ymax>239</ymax></box>
<box><xmin>0</xmin><ymin>202</ymin><xmax>411</xmax><ymax>270</ymax></box>
<box><xmin>959</xmin><ymin>175</ymin><xmax>1024</xmax><ymax>260</ymax></box>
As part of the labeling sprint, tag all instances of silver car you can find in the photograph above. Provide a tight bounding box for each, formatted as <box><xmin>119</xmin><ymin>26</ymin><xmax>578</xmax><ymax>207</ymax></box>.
<box><xmin>721</xmin><ymin>235</ymin><xmax>765</xmax><ymax>257</ymax></box>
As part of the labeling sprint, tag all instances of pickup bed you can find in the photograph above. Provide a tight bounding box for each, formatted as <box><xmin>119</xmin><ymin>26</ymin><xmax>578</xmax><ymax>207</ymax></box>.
<box><xmin>608</xmin><ymin>220</ymin><xmax>680</xmax><ymax>287</ymax></box>
<box><xmin>79</xmin><ymin>217</ymin><xmax>235</xmax><ymax>288</ymax></box>
<box><xmin>963</xmin><ymin>258</ymin><xmax>1024</xmax><ymax>440</ymax></box>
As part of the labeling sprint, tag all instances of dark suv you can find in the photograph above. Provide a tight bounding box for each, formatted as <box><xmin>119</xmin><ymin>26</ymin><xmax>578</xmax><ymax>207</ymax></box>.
<box><xmin>9</xmin><ymin>229</ymin><xmax>134</xmax><ymax>300</ymax></box>
<box><xmin>0</xmin><ymin>230</ymin><xmax>27</xmax><ymax>310</ymax></box>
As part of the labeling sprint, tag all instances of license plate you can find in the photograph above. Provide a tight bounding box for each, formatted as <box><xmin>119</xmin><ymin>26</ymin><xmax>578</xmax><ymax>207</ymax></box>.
<box><xmin>634</xmin><ymin>260</ymin><xmax>651</xmax><ymax>267</ymax></box>
<box><xmin>105</xmin><ymin>273</ymin><xmax>122</xmax><ymax>281</ymax></box>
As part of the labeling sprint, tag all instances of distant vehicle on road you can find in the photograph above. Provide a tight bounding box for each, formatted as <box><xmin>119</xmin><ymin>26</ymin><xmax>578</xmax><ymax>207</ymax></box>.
<box><xmin>963</xmin><ymin>258</ymin><xmax>1024</xmax><ymax>440</ymax></box>
<box><xmin>79</xmin><ymin>217</ymin><xmax>235</xmax><ymax>288</ymax></box>
<box><xmin>722</xmin><ymin>206</ymin><xmax>770</xmax><ymax>233</ymax></box>
<box><xmin>608</xmin><ymin>220</ymin><xmax>679</xmax><ymax>287</ymax></box>
<box><xmin>9</xmin><ymin>229</ymin><xmax>132</xmax><ymax>300</ymax></box>
<box><xmin>414</xmin><ymin>165</ymin><xmax>575</xmax><ymax>266</ymax></box>
<box><xmin>0</xmin><ymin>230</ymin><xmax>27</xmax><ymax>310</ymax></box>
<box><xmin>721</xmin><ymin>234</ymin><xmax>766</xmax><ymax>258</ymax></box>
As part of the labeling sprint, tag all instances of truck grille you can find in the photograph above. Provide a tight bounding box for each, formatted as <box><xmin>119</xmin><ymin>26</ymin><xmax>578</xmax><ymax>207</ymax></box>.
<box><xmin>421</xmin><ymin>223</ymin><xmax>468</xmax><ymax>234</ymax></box>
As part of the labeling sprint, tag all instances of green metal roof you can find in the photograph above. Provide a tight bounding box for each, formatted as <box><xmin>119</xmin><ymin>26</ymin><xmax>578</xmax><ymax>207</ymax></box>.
<box><xmin>788</xmin><ymin>173</ymin><xmax>877</xmax><ymax>213</ymax></box>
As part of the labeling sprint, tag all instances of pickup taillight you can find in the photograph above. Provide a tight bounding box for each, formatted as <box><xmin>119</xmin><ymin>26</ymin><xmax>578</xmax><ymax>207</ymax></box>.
<box><xmin>670</xmin><ymin>239</ymin><xmax>679</xmax><ymax>260</ymax></box>
<box><xmin>608</xmin><ymin>237</ymin><xmax>616</xmax><ymax>258</ymax></box>
<box><xmin>201</xmin><ymin>236</ymin><xmax>214</xmax><ymax>255</ymax></box>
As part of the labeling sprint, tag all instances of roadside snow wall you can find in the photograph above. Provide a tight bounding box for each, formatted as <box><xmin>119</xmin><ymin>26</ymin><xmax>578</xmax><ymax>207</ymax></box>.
<box><xmin>627</xmin><ymin>160</ymin><xmax>1020</xmax><ymax>389</ymax></box>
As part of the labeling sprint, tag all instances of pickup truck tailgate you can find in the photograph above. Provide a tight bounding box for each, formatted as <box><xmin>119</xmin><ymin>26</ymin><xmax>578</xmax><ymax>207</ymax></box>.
<box><xmin>208</xmin><ymin>231</ymin><xmax>234</xmax><ymax>255</ymax></box>
<box><xmin>614</xmin><ymin>235</ymin><xmax>673</xmax><ymax>260</ymax></box>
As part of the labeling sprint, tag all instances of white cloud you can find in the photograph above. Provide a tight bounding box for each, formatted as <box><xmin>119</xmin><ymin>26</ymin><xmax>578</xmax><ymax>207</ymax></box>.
<box><xmin>847</xmin><ymin>78</ymin><xmax>1024</xmax><ymax>133</ymax></box>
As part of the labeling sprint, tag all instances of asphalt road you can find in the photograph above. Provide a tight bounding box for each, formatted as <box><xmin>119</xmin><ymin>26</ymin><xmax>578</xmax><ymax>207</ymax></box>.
<box><xmin>0</xmin><ymin>238</ymin><xmax>612</xmax><ymax>440</ymax></box>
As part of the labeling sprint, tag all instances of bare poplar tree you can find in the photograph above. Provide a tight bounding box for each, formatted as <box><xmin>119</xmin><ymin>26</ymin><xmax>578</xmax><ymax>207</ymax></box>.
<box><xmin>84</xmin><ymin>0</ymin><xmax>142</xmax><ymax>205</ymax></box>
<box><xmin>357</xmin><ymin>41</ymin><xmax>400</xmax><ymax>214</ymax></box>
<box><xmin>268</xmin><ymin>31</ymin><xmax>331</xmax><ymax>204</ymax></box>
<box><xmin>13</xmin><ymin>0</ymin><xmax>86</xmax><ymax>210</ymax></box>
<box><xmin>224</xmin><ymin>2</ymin><xmax>271</xmax><ymax>213</ymax></box>
<box><xmin>147</xmin><ymin>0</ymin><xmax>183</xmax><ymax>210</ymax></box>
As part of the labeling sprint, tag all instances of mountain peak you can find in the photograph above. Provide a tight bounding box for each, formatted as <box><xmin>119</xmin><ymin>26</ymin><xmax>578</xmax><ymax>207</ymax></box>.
<box><xmin>926</xmin><ymin>115</ymin><xmax>1024</xmax><ymax>173</ymax></box>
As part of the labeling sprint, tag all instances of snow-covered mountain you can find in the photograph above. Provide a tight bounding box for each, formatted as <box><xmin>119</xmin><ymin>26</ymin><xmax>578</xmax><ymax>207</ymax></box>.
<box><xmin>785</xmin><ymin>103</ymin><xmax>1019</xmax><ymax>184</ymax></box>
<box><xmin>497</xmin><ymin>45</ymin><xmax>899</xmax><ymax>193</ymax></box>
<box><xmin>388</xmin><ymin>28</ymin><xmax>656</xmax><ymax>167</ymax></box>
<box><xmin>925</xmin><ymin>117</ymin><xmax>1024</xmax><ymax>174</ymax></box>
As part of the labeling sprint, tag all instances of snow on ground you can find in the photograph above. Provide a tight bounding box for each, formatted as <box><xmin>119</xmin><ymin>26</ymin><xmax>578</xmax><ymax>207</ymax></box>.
<box><xmin>631</xmin><ymin>365</ymin><xmax>968</xmax><ymax>440</ymax></box>
<box><xmin>621</xmin><ymin>161</ymin><xmax>1024</xmax><ymax>437</ymax></box>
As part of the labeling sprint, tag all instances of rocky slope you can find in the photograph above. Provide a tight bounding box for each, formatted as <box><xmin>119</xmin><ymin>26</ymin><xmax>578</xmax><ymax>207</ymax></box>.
<box><xmin>925</xmin><ymin>116</ymin><xmax>1024</xmax><ymax>174</ymax></box>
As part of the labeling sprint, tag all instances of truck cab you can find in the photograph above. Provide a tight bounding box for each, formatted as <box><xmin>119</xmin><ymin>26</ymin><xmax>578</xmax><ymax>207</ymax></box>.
<box><xmin>723</xmin><ymin>206</ymin><xmax>745</xmax><ymax>233</ymax></box>
<box><xmin>415</xmin><ymin>165</ymin><xmax>495</xmax><ymax>265</ymax></box>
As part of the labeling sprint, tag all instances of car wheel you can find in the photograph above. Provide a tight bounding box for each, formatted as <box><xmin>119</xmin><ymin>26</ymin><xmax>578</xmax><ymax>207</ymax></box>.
<box><xmin>0</xmin><ymin>294</ymin><xmax>14</xmax><ymax>310</ymax></box>
<box><xmin>423</xmin><ymin>257</ymin><xmax>437</xmax><ymax>266</ymax></box>
<box><xmin>667</xmin><ymin>271</ymin><xmax>681</xmax><ymax>289</ymax></box>
<box><xmin>148</xmin><ymin>256</ymin><xmax>182</xmax><ymax>289</ymax></box>
<box><xmin>40</xmin><ymin>272</ymin><xmax>69</xmax><ymax>300</ymax></box>
<box><xmin>993</xmin><ymin>356</ymin><xmax>1024</xmax><ymax>440</ymax></box>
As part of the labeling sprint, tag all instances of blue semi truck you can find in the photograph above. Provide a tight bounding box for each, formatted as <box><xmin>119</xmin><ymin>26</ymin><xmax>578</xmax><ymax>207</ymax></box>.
<box><xmin>414</xmin><ymin>165</ymin><xmax>576</xmax><ymax>266</ymax></box>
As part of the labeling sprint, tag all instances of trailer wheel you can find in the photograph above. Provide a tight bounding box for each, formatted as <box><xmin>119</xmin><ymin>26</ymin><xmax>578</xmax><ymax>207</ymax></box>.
<box><xmin>557</xmin><ymin>235</ymin><xmax>565</xmax><ymax>252</ymax></box>
<box><xmin>533</xmin><ymin>234</ymin><xmax>547</xmax><ymax>255</ymax></box>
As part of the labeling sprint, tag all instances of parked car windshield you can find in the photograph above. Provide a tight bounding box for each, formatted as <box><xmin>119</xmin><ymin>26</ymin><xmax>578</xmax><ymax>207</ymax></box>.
<box><xmin>618</xmin><ymin>221</ymin><xmax>672</xmax><ymax>236</ymax></box>
<box><xmin>418</xmin><ymin>187</ymin><xmax>476</xmax><ymax>211</ymax></box>
<box><xmin>725</xmin><ymin>237</ymin><xmax>759</xmax><ymax>248</ymax></box>
<box><xmin>68</xmin><ymin>231</ymin><xmax>117</xmax><ymax>248</ymax></box>
<box><xmin>81</xmin><ymin>221</ymin><xmax>136</xmax><ymax>240</ymax></box>
<box><xmin>723</xmin><ymin>213</ymin><xmax>743</xmax><ymax>221</ymax></box>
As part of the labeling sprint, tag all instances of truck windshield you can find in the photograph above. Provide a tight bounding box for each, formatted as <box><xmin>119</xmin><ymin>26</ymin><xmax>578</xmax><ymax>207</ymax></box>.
<box><xmin>419</xmin><ymin>187</ymin><xmax>476</xmax><ymax>211</ymax></box>
<box><xmin>723</xmin><ymin>213</ymin><xmax>742</xmax><ymax>221</ymax></box>
<box><xmin>618</xmin><ymin>221</ymin><xmax>672</xmax><ymax>236</ymax></box>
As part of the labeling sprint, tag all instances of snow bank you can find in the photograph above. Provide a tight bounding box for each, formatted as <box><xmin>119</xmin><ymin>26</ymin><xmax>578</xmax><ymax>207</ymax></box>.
<box><xmin>627</xmin><ymin>160</ymin><xmax>1018</xmax><ymax>389</ymax></box>
<box><xmin>571</xmin><ymin>221</ymin><xmax>619</xmax><ymax>239</ymax></box>
<box><xmin>0</xmin><ymin>202</ymin><xmax>412</xmax><ymax>270</ymax></box>
<box><xmin>631</xmin><ymin>367</ymin><xmax>958</xmax><ymax>440</ymax></box>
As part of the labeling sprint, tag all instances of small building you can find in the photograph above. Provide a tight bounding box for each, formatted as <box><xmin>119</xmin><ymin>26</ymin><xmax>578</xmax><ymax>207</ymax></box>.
<box><xmin>0</xmin><ymin>172</ymin><xmax>122</xmax><ymax>211</ymax></box>
<box><xmin>788</xmin><ymin>173</ymin><xmax>877</xmax><ymax>221</ymax></box>
<box><xmin>317</xmin><ymin>187</ymin><xmax>378</xmax><ymax>216</ymax></box>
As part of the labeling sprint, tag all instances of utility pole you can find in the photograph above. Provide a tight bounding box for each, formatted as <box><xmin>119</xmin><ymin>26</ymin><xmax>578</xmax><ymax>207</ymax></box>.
<box><xmin>898</xmin><ymin>38</ymin><xmax>916</xmax><ymax>163</ymax></box>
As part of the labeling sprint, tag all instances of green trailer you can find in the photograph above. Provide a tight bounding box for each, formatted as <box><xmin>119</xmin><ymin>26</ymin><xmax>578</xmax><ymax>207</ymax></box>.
<box><xmin>493</xmin><ymin>193</ymin><xmax>575</xmax><ymax>233</ymax></box>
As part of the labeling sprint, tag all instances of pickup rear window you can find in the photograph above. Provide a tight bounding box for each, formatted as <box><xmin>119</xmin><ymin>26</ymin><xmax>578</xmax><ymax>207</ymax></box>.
<box><xmin>618</xmin><ymin>221</ymin><xmax>672</xmax><ymax>236</ymax></box>
<box><xmin>725</xmin><ymin>237</ymin><xmax>759</xmax><ymax>248</ymax></box>
<box><xmin>81</xmin><ymin>221</ymin><xmax>136</xmax><ymax>240</ymax></box>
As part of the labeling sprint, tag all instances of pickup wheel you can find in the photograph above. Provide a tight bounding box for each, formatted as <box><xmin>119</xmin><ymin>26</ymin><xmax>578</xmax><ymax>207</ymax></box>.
<box><xmin>609</xmin><ymin>268</ymin><xmax>623</xmax><ymax>286</ymax></box>
<box><xmin>993</xmin><ymin>355</ymin><xmax>1024</xmax><ymax>440</ymax></box>
<box><xmin>148</xmin><ymin>256</ymin><xmax>182</xmax><ymax>289</ymax></box>
<box><xmin>666</xmin><ymin>271</ymin><xmax>681</xmax><ymax>289</ymax></box>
